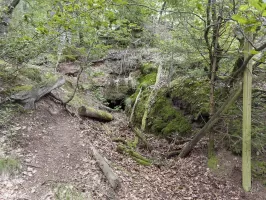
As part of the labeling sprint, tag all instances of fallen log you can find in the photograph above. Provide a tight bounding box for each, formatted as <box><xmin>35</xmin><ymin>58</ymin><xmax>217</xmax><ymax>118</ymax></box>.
<box><xmin>78</xmin><ymin>106</ymin><xmax>113</xmax><ymax>122</ymax></box>
<box><xmin>10</xmin><ymin>76</ymin><xmax>65</xmax><ymax>109</ymax></box>
<box><xmin>133</xmin><ymin>127</ymin><xmax>152</xmax><ymax>150</ymax></box>
<box><xmin>91</xmin><ymin>145</ymin><xmax>120</xmax><ymax>190</ymax></box>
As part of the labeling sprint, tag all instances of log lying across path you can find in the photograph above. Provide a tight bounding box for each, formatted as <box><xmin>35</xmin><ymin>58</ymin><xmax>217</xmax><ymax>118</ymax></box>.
<box><xmin>11</xmin><ymin>76</ymin><xmax>65</xmax><ymax>109</ymax></box>
<box><xmin>78</xmin><ymin>106</ymin><xmax>113</xmax><ymax>122</ymax></box>
<box><xmin>91</xmin><ymin>145</ymin><xmax>120</xmax><ymax>190</ymax></box>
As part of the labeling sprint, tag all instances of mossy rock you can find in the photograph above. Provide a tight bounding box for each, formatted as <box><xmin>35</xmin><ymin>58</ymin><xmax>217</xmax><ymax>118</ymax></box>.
<box><xmin>170</xmin><ymin>78</ymin><xmax>210</xmax><ymax>118</ymax></box>
<box><xmin>132</xmin><ymin>88</ymin><xmax>191</xmax><ymax>138</ymax></box>
<box><xmin>148</xmin><ymin>90</ymin><xmax>192</xmax><ymax>137</ymax></box>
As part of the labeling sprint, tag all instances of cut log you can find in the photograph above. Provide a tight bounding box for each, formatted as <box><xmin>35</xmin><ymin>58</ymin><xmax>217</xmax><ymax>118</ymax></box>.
<box><xmin>78</xmin><ymin>106</ymin><xmax>113</xmax><ymax>122</ymax></box>
<box><xmin>10</xmin><ymin>76</ymin><xmax>65</xmax><ymax>109</ymax></box>
<box><xmin>91</xmin><ymin>145</ymin><xmax>120</xmax><ymax>190</ymax></box>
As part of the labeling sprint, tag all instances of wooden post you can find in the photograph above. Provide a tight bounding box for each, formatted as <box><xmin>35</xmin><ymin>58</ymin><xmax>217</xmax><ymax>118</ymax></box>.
<box><xmin>242</xmin><ymin>33</ymin><xmax>252</xmax><ymax>192</ymax></box>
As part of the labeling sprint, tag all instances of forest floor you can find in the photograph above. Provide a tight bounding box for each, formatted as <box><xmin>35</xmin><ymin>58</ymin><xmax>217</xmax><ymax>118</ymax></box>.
<box><xmin>0</xmin><ymin>97</ymin><xmax>266</xmax><ymax>200</ymax></box>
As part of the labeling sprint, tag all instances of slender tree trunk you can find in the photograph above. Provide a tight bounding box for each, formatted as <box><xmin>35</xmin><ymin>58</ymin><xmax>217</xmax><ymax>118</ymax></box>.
<box><xmin>208</xmin><ymin>0</ymin><xmax>221</xmax><ymax>160</ymax></box>
<box><xmin>179</xmin><ymin>84</ymin><xmax>242</xmax><ymax>158</ymax></box>
<box><xmin>242</xmin><ymin>33</ymin><xmax>252</xmax><ymax>192</ymax></box>
<box><xmin>158</xmin><ymin>2</ymin><xmax>166</xmax><ymax>24</ymax></box>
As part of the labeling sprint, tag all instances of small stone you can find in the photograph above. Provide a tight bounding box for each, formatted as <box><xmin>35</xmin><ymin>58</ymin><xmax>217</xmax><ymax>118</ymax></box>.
<box><xmin>27</xmin><ymin>167</ymin><xmax>33</xmax><ymax>172</ymax></box>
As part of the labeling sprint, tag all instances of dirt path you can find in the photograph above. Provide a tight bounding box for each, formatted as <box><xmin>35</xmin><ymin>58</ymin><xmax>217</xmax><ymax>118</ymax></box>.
<box><xmin>0</xmin><ymin>99</ymin><xmax>265</xmax><ymax>200</ymax></box>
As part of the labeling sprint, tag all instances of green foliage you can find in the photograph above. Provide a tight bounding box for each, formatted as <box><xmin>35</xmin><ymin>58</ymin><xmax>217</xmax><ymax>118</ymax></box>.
<box><xmin>0</xmin><ymin>104</ymin><xmax>25</xmax><ymax>126</ymax></box>
<box><xmin>20</xmin><ymin>67</ymin><xmax>42</xmax><ymax>82</ymax></box>
<box><xmin>252</xmin><ymin>160</ymin><xmax>266</xmax><ymax>181</ymax></box>
<box><xmin>232</xmin><ymin>0</ymin><xmax>266</xmax><ymax>32</ymax></box>
<box><xmin>61</xmin><ymin>46</ymin><xmax>87</xmax><ymax>62</ymax></box>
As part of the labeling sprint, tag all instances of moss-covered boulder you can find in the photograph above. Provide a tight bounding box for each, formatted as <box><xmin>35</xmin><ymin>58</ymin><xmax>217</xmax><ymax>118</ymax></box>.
<box><xmin>148</xmin><ymin>90</ymin><xmax>192</xmax><ymax>137</ymax></box>
<box><xmin>131</xmin><ymin>88</ymin><xmax>192</xmax><ymax>138</ymax></box>
<box><xmin>170</xmin><ymin>77</ymin><xmax>210</xmax><ymax>119</ymax></box>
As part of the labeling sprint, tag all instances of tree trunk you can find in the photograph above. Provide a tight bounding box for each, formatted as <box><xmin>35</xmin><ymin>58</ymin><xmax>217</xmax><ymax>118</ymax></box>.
<box><xmin>179</xmin><ymin>84</ymin><xmax>242</xmax><ymax>158</ymax></box>
<box><xmin>242</xmin><ymin>33</ymin><xmax>252</xmax><ymax>192</ymax></box>
<box><xmin>208</xmin><ymin>0</ymin><xmax>221</xmax><ymax>161</ymax></box>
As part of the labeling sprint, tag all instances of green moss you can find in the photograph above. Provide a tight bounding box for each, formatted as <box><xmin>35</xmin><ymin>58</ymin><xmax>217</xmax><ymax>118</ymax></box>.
<box><xmin>133</xmin><ymin>90</ymin><xmax>149</xmax><ymax>125</ymax></box>
<box><xmin>0</xmin><ymin>157</ymin><xmax>20</xmax><ymax>175</ymax></box>
<box><xmin>132</xmin><ymin>157</ymin><xmax>152</xmax><ymax>166</ymax></box>
<box><xmin>10</xmin><ymin>85</ymin><xmax>33</xmax><ymax>93</ymax></box>
<box><xmin>138</xmin><ymin>72</ymin><xmax>156</xmax><ymax>89</ymax></box>
<box><xmin>116</xmin><ymin>144</ymin><xmax>152</xmax><ymax>166</ymax></box>
<box><xmin>140</xmin><ymin>62</ymin><xmax>157</xmax><ymax>75</ymax></box>
<box><xmin>20</xmin><ymin>67</ymin><xmax>42</xmax><ymax>82</ymax></box>
<box><xmin>208</xmin><ymin>156</ymin><xmax>218</xmax><ymax>169</ymax></box>
<box><xmin>170</xmin><ymin>78</ymin><xmax>210</xmax><ymax>117</ymax></box>
<box><xmin>149</xmin><ymin>90</ymin><xmax>192</xmax><ymax>137</ymax></box>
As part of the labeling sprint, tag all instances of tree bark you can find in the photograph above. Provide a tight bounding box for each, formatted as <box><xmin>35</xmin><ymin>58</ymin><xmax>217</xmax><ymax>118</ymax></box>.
<box><xmin>179</xmin><ymin>83</ymin><xmax>242</xmax><ymax>158</ymax></box>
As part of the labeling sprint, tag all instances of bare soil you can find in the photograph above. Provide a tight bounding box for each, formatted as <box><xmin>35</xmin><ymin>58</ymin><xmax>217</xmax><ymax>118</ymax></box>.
<box><xmin>0</xmin><ymin>98</ymin><xmax>265</xmax><ymax>200</ymax></box>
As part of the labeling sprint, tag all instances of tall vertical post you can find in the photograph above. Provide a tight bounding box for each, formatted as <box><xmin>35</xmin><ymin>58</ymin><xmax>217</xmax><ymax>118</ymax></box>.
<box><xmin>242</xmin><ymin>33</ymin><xmax>252</xmax><ymax>192</ymax></box>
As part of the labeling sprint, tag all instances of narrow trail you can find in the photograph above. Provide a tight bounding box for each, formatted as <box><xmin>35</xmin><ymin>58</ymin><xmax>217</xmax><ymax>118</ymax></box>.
<box><xmin>0</xmin><ymin>98</ymin><xmax>265</xmax><ymax>200</ymax></box>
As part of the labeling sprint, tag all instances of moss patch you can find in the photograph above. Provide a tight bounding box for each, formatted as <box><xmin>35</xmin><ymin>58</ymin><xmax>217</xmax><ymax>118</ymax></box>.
<box><xmin>138</xmin><ymin>72</ymin><xmax>156</xmax><ymax>89</ymax></box>
<box><xmin>170</xmin><ymin>78</ymin><xmax>210</xmax><ymax>118</ymax></box>
<box><xmin>0</xmin><ymin>157</ymin><xmax>20</xmax><ymax>175</ymax></box>
<box><xmin>140</xmin><ymin>62</ymin><xmax>157</xmax><ymax>75</ymax></box>
<box><xmin>148</xmin><ymin>90</ymin><xmax>192</xmax><ymax>137</ymax></box>
<box><xmin>208</xmin><ymin>156</ymin><xmax>218</xmax><ymax>169</ymax></box>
